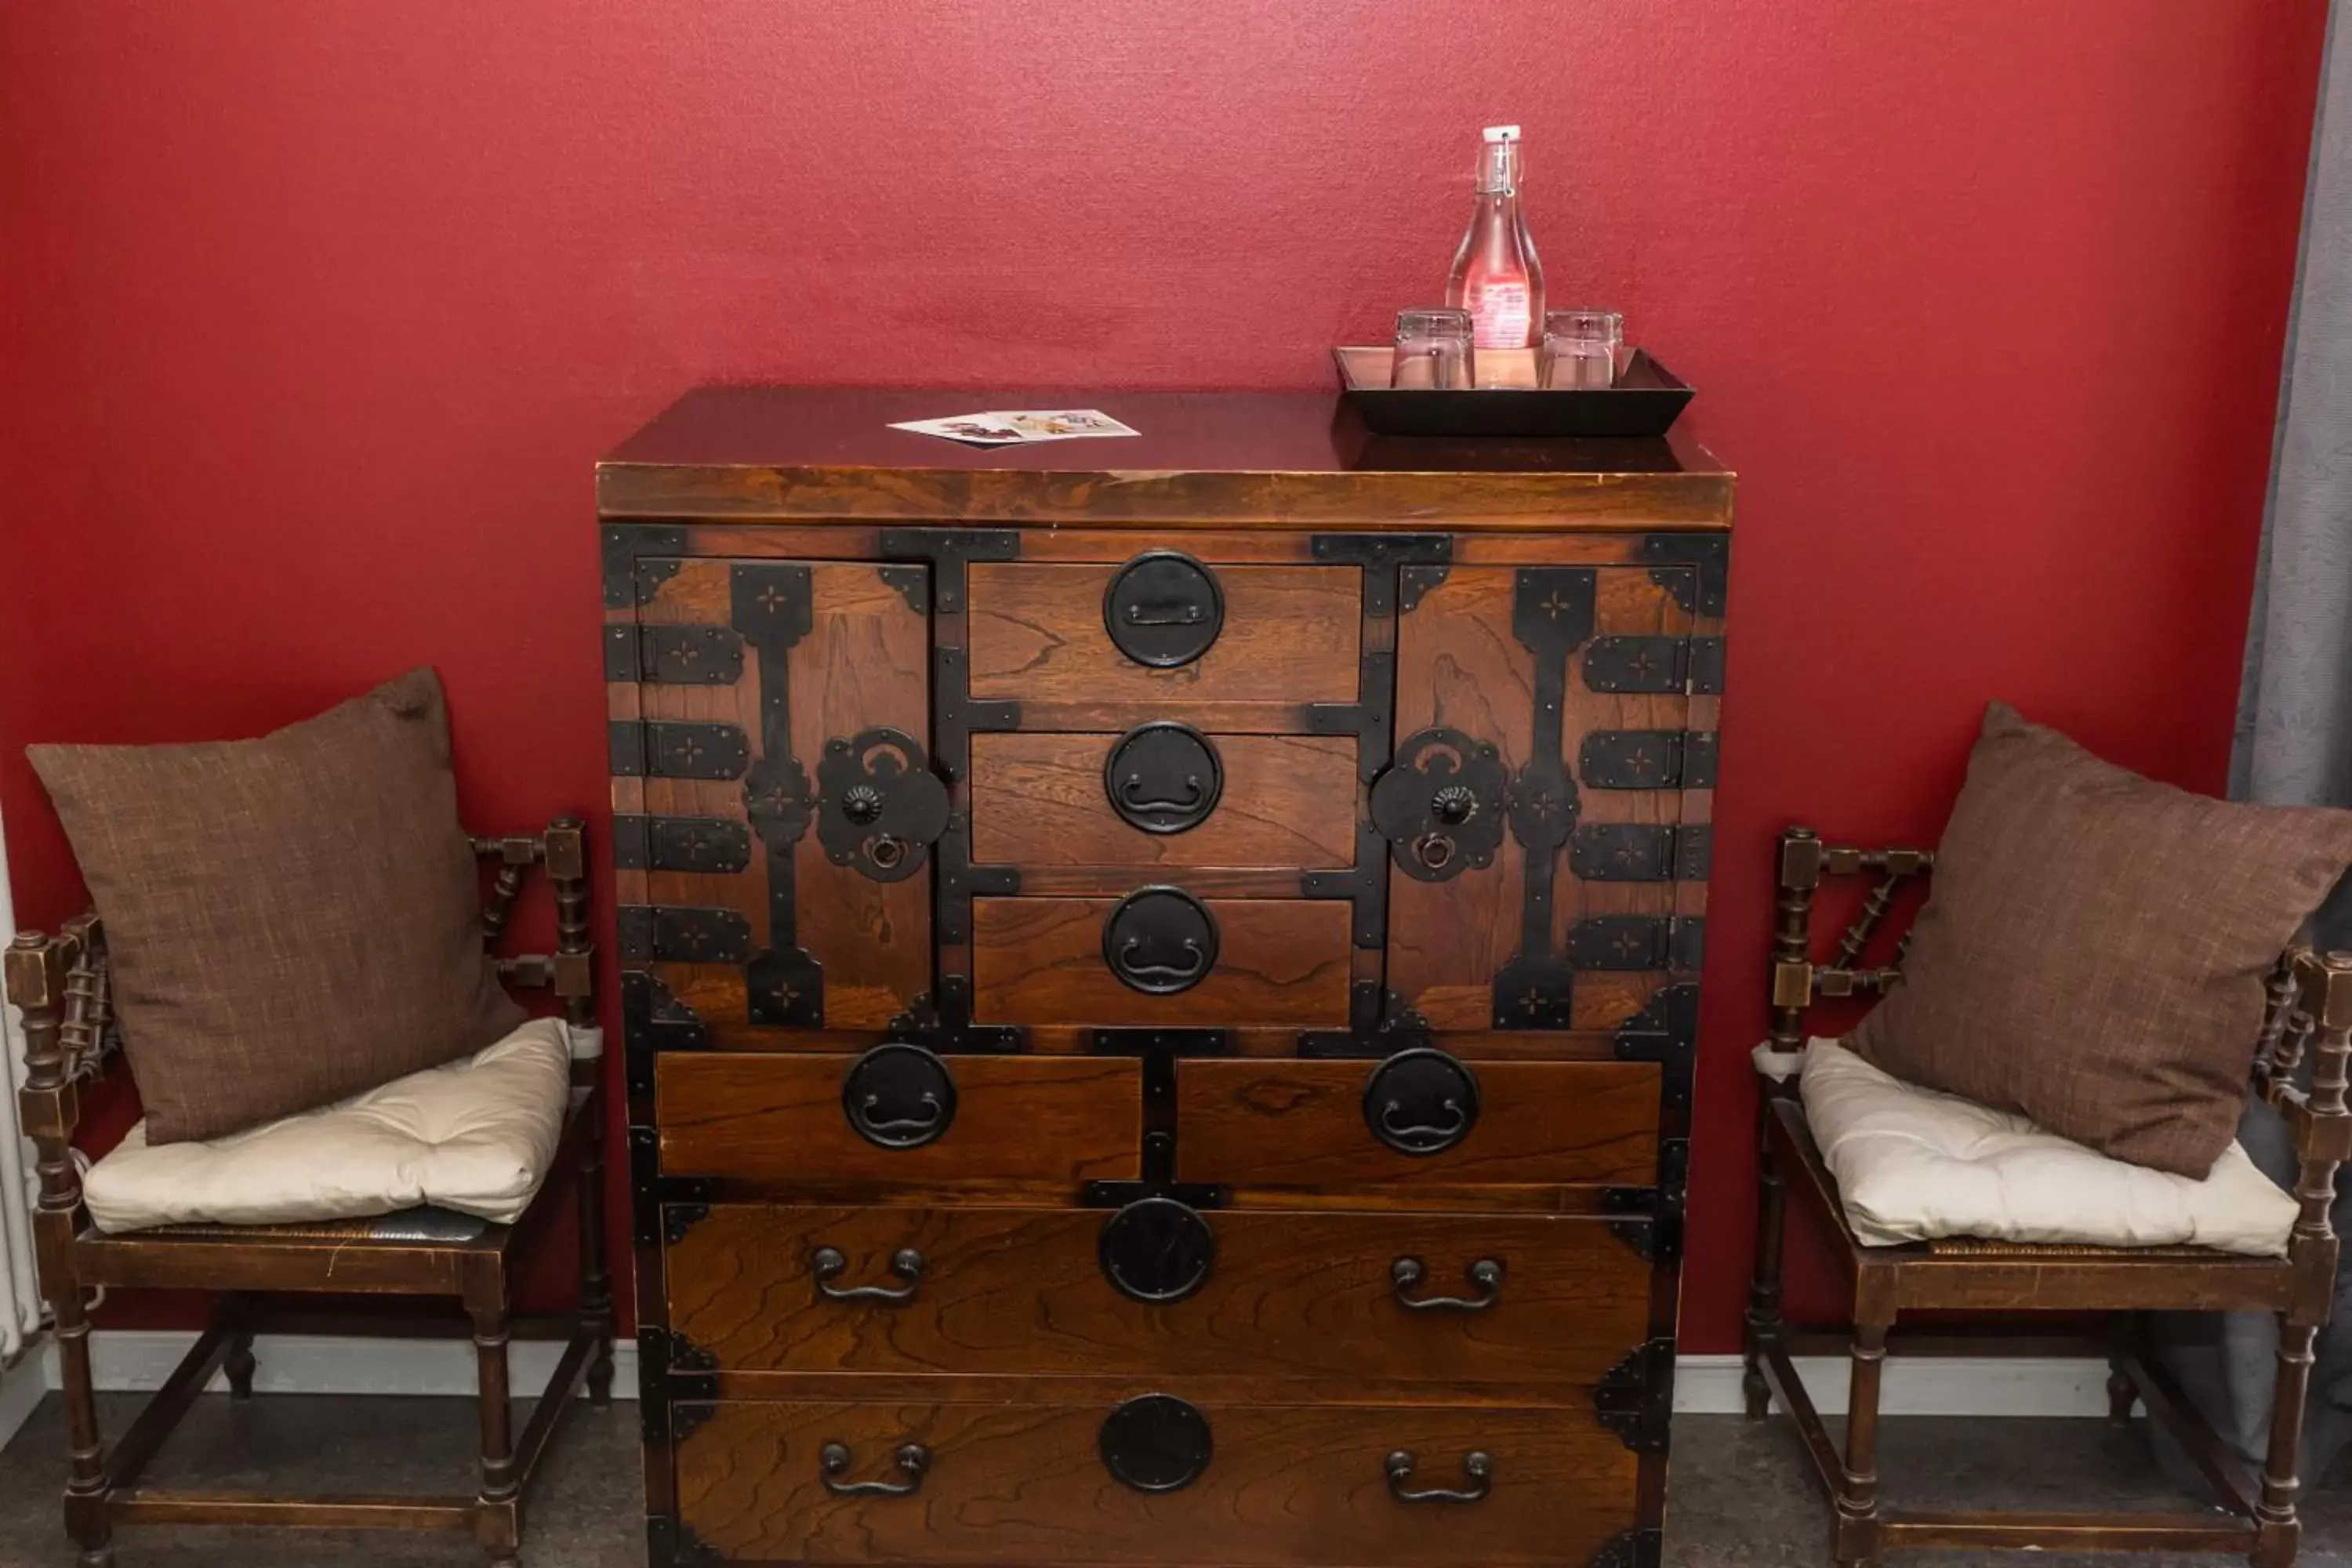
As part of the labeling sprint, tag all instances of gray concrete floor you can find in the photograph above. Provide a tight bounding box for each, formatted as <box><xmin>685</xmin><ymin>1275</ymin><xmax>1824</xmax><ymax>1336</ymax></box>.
<box><xmin>2</xmin><ymin>1392</ymin><xmax>2350</xmax><ymax>1566</ymax></box>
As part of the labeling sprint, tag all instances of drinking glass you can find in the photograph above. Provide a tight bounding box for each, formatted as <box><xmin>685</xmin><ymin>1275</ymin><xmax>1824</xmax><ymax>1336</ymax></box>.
<box><xmin>1541</xmin><ymin>308</ymin><xmax>1624</xmax><ymax>390</ymax></box>
<box><xmin>1392</xmin><ymin>309</ymin><xmax>1476</xmax><ymax>390</ymax></box>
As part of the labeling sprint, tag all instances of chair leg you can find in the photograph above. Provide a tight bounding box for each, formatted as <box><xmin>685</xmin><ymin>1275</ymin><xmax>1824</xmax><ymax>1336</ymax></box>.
<box><xmin>2250</xmin><ymin>1313</ymin><xmax>2318</xmax><ymax>1568</ymax></box>
<box><xmin>52</xmin><ymin>1297</ymin><xmax>114</xmax><ymax>1568</ymax></box>
<box><xmin>223</xmin><ymin>1328</ymin><xmax>258</xmax><ymax>1402</ymax></box>
<box><xmin>1835</xmin><ymin>1319</ymin><xmax>1889</xmax><ymax>1568</ymax></box>
<box><xmin>578</xmin><ymin>1106</ymin><xmax>616</xmax><ymax>1407</ymax></box>
<box><xmin>1743</xmin><ymin>1098</ymin><xmax>1789</xmax><ymax>1420</ymax></box>
<box><xmin>474</xmin><ymin>1307</ymin><xmax>522</xmax><ymax>1568</ymax></box>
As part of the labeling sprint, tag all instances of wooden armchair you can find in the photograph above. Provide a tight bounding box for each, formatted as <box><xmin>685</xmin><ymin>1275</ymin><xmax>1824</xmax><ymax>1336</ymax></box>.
<box><xmin>1745</xmin><ymin>826</ymin><xmax>2352</xmax><ymax>1567</ymax></box>
<box><xmin>5</xmin><ymin>817</ymin><xmax>612</xmax><ymax>1568</ymax></box>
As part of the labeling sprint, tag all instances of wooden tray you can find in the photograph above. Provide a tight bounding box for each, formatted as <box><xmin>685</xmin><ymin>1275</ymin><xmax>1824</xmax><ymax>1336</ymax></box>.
<box><xmin>1333</xmin><ymin>346</ymin><xmax>1693</xmax><ymax>437</ymax></box>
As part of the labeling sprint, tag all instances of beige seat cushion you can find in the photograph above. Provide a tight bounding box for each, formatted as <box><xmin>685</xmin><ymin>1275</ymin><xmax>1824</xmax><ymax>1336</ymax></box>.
<box><xmin>1761</xmin><ymin>1037</ymin><xmax>2296</xmax><ymax>1257</ymax></box>
<box><xmin>82</xmin><ymin>1019</ymin><xmax>579</xmax><ymax>1234</ymax></box>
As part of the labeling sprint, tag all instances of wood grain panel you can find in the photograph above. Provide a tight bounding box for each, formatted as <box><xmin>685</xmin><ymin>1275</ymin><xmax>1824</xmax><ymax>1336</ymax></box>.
<box><xmin>666</xmin><ymin>1204</ymin><xmax>1646</xmax><ymax>1385</ymax></box>
<box><xmin>969</xmin><ymin>733</ymin><xmax>1357</xmax><ymax>869</ymax></box>
<box><xmin>971</xmin><ymin>898</ymin><xmax>1352</xmax><ymax>1026</ymax></box>
<box><xmin>1174</xmin><ymin>1059</ymin><xmax>1659</xmax><ymax>1188</ymax></box>
<box><xmin>967</xmin><ymin>564</ymin><xmax>1360</xmax><ymax>704</ymax></box>
<box><xmin>638</xmin><ymin>559</ymin><xmax>931</xmax><ymax>1029</ymax></box>
<box><xmin>657</xmin><ymin>1054</ymin><xmax>1140</xmax><ymax>1183</ymax></box>
<box><xmin>1385</xmin><ymin>566</ymin><xmax>1691</xmax><ymax>1032</ymax></box>
<box><xmin>675</xmin><ymin>1396</ymin><xmax>1636</xmax><ymax>1566</ymax></box>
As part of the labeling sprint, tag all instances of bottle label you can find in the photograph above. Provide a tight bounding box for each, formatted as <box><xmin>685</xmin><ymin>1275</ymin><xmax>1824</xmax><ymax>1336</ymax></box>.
<box><xmin>1466</xmin><ymin>280</ymin><xmax>1531</xmax><ymax>349</ymax></box>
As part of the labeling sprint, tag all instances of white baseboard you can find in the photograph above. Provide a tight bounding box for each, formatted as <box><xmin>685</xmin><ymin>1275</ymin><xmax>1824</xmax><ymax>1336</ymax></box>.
<box><xmin>41</xmin><ymin>1330</ymin><xmax>641</xmax><ymax>1401</ymax></box>
<box><xmin>23</xmin><ymin>1334</ymin><xmax>2107</xmax><ymax>1421</ymax></box>
<box><xmin>1674</xmin><ymin>1353</ymin><xmax>2110</xmax><ymax>1417</ymax></box>
<box><xmin>1</xmin><ymin>1344</ymin><xmax>50</xmax><ymax>1449</ymax></box>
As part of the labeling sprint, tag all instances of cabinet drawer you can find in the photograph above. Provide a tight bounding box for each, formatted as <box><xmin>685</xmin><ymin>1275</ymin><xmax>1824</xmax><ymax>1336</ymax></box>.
<box><xmin>1175</xmin><ymin>1058</ymin><xmax>1660</xmax><ymax>1188</ymax></box>
<box><xmin>675</xmin><ymin>1395</ymin><xmax>1635</xmax><ymax>1566</ymax></box>
<box><xmin>664</xmin><ymin>1203</ymin><xmax>1648</xmax><ymax>1385</ymax></box>
<box><xmin>969</xmin><ymin>731</ymin><xmax>1358</xmax><ymax>869</ymax></box>
<box><xmin>971</xmin><ymin>895</ymin><xmax>1353</xmax><ymax>1026</ymax></box>
<box><xmin>656</xmin><ymin>1051</ymin><xmax>1140</xmax><ymax>1183</ymax></box>
<box><xmin>967</xmin><ymin>561</ymin><xmax>1361</xmax><ymax>710</ymax></box>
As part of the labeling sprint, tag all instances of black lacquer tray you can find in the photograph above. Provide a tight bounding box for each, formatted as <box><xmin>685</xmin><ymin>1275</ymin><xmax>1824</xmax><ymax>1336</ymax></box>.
<box><xmin>1333</xmin><ymin>346</ymin><xmax>1693</xmax><ymax>438</ymax></box>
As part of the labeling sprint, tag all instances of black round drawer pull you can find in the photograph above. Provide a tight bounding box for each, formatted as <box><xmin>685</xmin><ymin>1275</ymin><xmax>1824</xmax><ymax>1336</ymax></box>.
<box><xmin>1363</xmin><ymin>1047</ymin><xmax>1481</xmax><ymax>1156</ymax></box>
<box><xmin>1391</xmin><ymin>1257</ymin><xmax>1503</xmax><ymax>1312</ymax></box>
<box><xmin>819</xmin><ymin>1441</ymin><xmax>930</xmax><ymax>1497</ymax></box>
<box><xmin>811</xmin><ymin>1246</ymin><xmax>924</xmax><ymax>1305</ymax></box>
<box><xmin>1102</xmin><ymin>887</ymin><xmax>1218</xmax><ymax>996</ymax></box>
<box><xmin>1385</xmin><ymin>1449</ymin><xmax>1492</xmax><ymax>1504</ymax></box>
<box><xmin>1098</xmin><ymin>1196</ymin><xmax>1217</xmax><ymax>1303</ymax></box>
<box><xmin>1105</xmin><ymin>552</ymin><xmax>1225</xmax><ymax>668</ymax></box>
<box><xmin>840</xmin><ymin>1043</ymin><xmax>957</xmax><ymax>1149</ymax></box>
<box><xmin>1105</xmin><ymin>723</ymin><xmax>1224</xmax><ymax>835</ymax></box>
<box><xmin>1099</xmin><ymin>1395</ymin><xmax>1213</xmax><ymax>1493</ymax></box>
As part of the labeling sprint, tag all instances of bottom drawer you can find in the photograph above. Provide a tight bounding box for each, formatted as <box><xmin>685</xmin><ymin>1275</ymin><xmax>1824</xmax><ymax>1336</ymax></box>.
<box><xmin>674</xmin><ymin>1396</ymin><xmax>1637</xmax><ymax>1565</ymax></box>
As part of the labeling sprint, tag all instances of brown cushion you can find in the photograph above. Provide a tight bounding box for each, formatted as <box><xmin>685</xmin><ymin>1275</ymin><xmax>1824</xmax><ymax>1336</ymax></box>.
<box><xmin>1849</xmin><ymin>702</ymin><xmax>2352</xmax><ymax>1177</ymax></box>
<box><xmin>28</xmin><ymin>669</ymin><xmax>524</xmax><ymax>1144</ymax></box>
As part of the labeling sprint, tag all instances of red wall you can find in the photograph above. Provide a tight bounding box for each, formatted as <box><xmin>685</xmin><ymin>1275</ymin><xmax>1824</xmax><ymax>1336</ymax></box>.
<box><xmin>0</xmin><ymin>3</ymin><xmax>2326</xmax><ymax>1352</ymax></box>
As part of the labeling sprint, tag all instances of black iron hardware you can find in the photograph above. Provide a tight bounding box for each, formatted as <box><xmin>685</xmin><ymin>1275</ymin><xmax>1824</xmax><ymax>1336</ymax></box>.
<box><xmin>663</xmin><ymin>1203</ymin><xmax>711</xmax><ymax>1247</ymax></box>
<box><xmin>1102</xmin><ymin>887</ymin><xmax>1218</xmax><ymax>995</ymax></box>
<box><xmin>601</xmin><ymin>523</ymin><xmax>687</xmax><ymax>610</ymax></box>
<box><xmin>1105</xmin><ymin>723</ymin><xmax>1224</xmax><ymax>834</ymax></box>
<box><xmin>817</xmin><ymin>728</ymin><xmax>949</xmax><ymax>883</ymax></box>
<box><xmin>1570</xmin><ymin>823</ymin><xmax>1710</xmax><ymax>884</ymax></box>
<box><xmin>819</xmin><ymin>1442</ymin><xmax>929</xmax><ymax>1497</ymax></box>
<box><xmin>1638</xmin><ymin>532</ymin><xmax>1729</xmax><ymax>619</ymax></box>
<box><xmin>612</xmin><ymin>815</ymin><xmax>753</xmax><ymax>875</ymax></box>
<box><xmin>1592</xmin><ymin>1527</ymin><xmax>1664</xmax><ymax>1568</ymax></box>
<box><xmin>1582</xmin><ymin>634</ymin><xmax>1724</xmax><ymax>695</ymax></box>
<box><xmin>811</xmin><ymin>1246</ymin><xmax>924</xmax><ymax>1304</ymax></box>
<box><xmin>1105</xmin><ymin>552</ymin><xmax>1224</xmax><ymax>668</ymax></box>
<box><xmin>1385</xmin><ymin>1450</ymin><xmax>1492</xmax><ymax>1504</ymax></box>
<box><xmin>615</xmin><ymin>624</ymin><xmax>745</xmax><ymax>686</ymax></box>
<box><xmin>1308</xmin><ymin>532</ymin><xmax>1454</xmax><ymax>615</ymax></box>
<box><xmin>1098</xmin><ymin>1396</ymin><xmax>1213</xmax><ymax>1494</ymax></box>
<box><xmin>841</xmin><ymin>1044</ymin><xmax>957</xmax><ymax>1149</ymax></box>
<box><xmin>1391</xmin><ymin>1257</ymin><xmax>1502</xmax><ymax>1312</ymax></box>
<box><xmin>1595</xmin><ymin>1340</ymin><xmax>1675</xmax><ymax>1453</ymax></box>
<box><xmin>615</xmin><ymin>906</ymin><xmax>754</xmax><ymax>965</ymax></box>
<box><xmin>612</xmin><ymin>722</ymin><xmax>750</xmax><ymax>781</ymax></box>
<box><xmin>1567</xmin><ymin>916</ymin><xmax>1707</xmax><ymax>972</ymax></box>
<box><xmin>1370</xmin><ymin>728</ymin><xmax>1508</xmax><ymax>881</ymax></box>
<box><xmin>1580</xmin><ymin>730</ymin><xmax>1719</xmax><ymax>790</ymax></box>
<box><xmin>1098</xmin><ymin>1196</ymin><xmax>1217</xmax><ymax>1302</ymax></box>
<box><xmin>875</xmin><ymin>527</ymin><xmax>1018</xmax><ymax>614</ymax></box>
<box><xmin>1363</xmin><ymin>1047</ymin><xmax>1481</xmax><ymax>1156</ymax></box>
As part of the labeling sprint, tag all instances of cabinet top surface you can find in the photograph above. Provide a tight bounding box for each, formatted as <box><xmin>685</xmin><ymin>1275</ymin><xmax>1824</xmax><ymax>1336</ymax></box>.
<box><xmin>599</xmin><ymin>386</ymin><xmax>1732</xmax><ymax>528</ymax></box>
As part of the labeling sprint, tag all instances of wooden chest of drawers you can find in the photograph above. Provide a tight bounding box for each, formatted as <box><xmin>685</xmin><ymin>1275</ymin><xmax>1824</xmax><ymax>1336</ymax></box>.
<box><xmin>602</xmin><ymin>388</ymin><xmax>1732</xmax><ymax>1568</ymax></box>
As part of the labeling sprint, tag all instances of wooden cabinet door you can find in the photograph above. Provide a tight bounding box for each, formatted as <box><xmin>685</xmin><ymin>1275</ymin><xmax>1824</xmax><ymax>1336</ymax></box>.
<box><xmin>1381</xmin><ymin>562</ymin><xmax>1715</xmax><ymax>1036</ymax></box>
<box><xmin>614</xmin><ymin>559</ymin><xmax>935</xmax><ymax>1032</ymax></box>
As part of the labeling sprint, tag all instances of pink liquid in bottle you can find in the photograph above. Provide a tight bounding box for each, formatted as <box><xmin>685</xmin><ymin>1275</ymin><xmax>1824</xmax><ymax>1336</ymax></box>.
<box><xmin>1446</xmin><ymin>125</ymin><xmax>1545</xmax><ymax>352</ymax></box>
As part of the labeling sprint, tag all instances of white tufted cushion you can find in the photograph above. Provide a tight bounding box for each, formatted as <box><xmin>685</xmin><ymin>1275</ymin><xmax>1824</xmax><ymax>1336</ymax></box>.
<box><xmin>1764</xmin><ymin>1036</ymin><xmax>2296</xmax><ymax>1258</ymax></box>
<box><xmin>83</xmin><ymin>1018</ymin><xmax>575</xmax><ymax>1234</ymax></box>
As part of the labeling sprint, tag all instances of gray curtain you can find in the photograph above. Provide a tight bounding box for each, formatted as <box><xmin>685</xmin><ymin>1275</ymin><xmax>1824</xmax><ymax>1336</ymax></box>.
<box><xmin>2154</xmin><ymin>0</ymin><xmax>2352</xmax><ymax>1490</ymax></box>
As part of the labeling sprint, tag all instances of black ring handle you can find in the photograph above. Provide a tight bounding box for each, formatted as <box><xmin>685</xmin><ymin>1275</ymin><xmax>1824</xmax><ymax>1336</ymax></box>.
<box><xmin>1105</xmin><ymin>724</ymin><xmax>1225</xmax><ymax>835</ymax></box>
<box><xmin>1385</xmin><ymin>1450</ymin><xmax>1492</xmax><ymax>1504</ymax></box>
<box><xmin>1098</xmin><ymin>1196</ymin><xmax>1218</xmax><ymax>1304</ymax></box>
<box><xmin>1101</xmin><ymin>887</ymin><xmax>1219</xmax><ymax>996</ymax></box>
<box><xmin>811</xmin><ymin>1246</ymin><xmax>924</xmax><ymax>1304</ymax></box>
<box><xmin>841</xmin><ymin>1044</ymin><xmax>958</xmax><ymax>1150</ymax></box>
<box><xmin>1362</xmin><ymin>1047</ymin><xmax>1482</xmax><ymax>1156</ymax></box>
<box><xmin>1104</xmin><ymin>552</ymin><xmax>1225</xmax><ymax>669</ymax></box>
<box><xmin>1391</xmin><ymin>1258</ymin><xmax>1503</xmax><ymax>1312</ymax></box>
<box><xmin>819</xmin><ymin>1441</ymin><xmax>930</xmax><ymax>1497</ymax></box>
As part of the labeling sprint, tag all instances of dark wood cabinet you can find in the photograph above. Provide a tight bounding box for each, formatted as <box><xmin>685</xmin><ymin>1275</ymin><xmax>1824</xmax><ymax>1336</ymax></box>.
<box><xmin>603</xmin><ymin>387</ymin><xmax>1732</xmax><ymax>1568</ymax></box>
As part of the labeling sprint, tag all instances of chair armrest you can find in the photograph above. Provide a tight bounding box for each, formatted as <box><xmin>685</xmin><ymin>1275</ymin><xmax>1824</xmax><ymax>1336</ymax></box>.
<box><xmin>6</xmin><ymin>920</ymin><xmax>104</xmax><ymax>1283</ymax></box>
<box><xmin>2270</xmin><ymin>949</ymin><xmax>2352</xmax><ymax>1174</ymax></box>
<box><xmin>470</xmin><ymin>815</ymin><xmax>597</xmax><ymax>1038</ymax></box>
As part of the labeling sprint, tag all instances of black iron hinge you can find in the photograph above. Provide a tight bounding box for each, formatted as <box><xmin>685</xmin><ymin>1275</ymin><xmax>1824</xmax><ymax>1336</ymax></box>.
<box><xmin>1582</xmin><ymin>635</ymin><xmax>1725</xmax><ymax>695</ymax></box>
<box><xmin>1566</xmin><ymin>916</ymin><xmax>1707</xmax><ymax>972</ymax></box>
<box><xmin>615</xmin><ymin>906</ymin><xmax>755</xmax><ymax>965</ymax></box>
<box><xmin>1570</xmin><ymin>823</ymin><xmax>1712</xmax><ymax>884</ymax></box>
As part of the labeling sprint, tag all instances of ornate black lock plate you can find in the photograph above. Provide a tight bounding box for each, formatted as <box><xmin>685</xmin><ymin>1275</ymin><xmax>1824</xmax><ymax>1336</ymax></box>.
<box><xmin>840</xmin><ymin>1043</ymin><xmax>957</xmax><ymax>1150</ymax></box>
<box><xmin>1102</xmin><ymin>887</ymin><xmax>1218</xmax><ymax>995</ymax></box>
<box><xmin>1098</xmin><ymin>1196</ymin><xmax>1217</xmax><ymax>1303</ymax></box>
<box><xmin>817</xmin><ymin>728</ymin><xmax>950</xmax><ymax>883</ymax></box>
<box><xmin>1098</xmin><ymin>1395</ymin><xmax>1214</xmax><ymax>1494</ymax></box>
<box><xmin>1104</xmin><ymin>723</ymin><xmax>1224</xmax><ymax>834</ymax></box>
<box><xmin>1104</xmin><ymin>552</ymin><xmax>1224</xmax><ymax>668</ymax></box>
<box><xmin>1363</xmin><ymin>1047</ymin><xmax>1482</xmax><ymax>1156</ymax></box>
<box><xmin>1370</xmin><ymin>728</ymin><xmax>1508</xmax><ymax>881</ymax></box>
